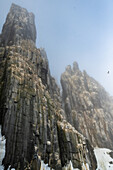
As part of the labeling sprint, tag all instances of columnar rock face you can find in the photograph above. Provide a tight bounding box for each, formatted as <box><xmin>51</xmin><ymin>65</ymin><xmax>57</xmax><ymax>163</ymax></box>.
<box><xmin>61</xmin><ymin>62</ymin><xmax>113</xmax><ymax>150</ymax></box>
<box><xmin>0</xmin><ymin>3</ymin><xmax>36</xmax><ymax>46</ymax></box>
<box><xmin>0</xmin><ymin>4</ymin><xmax>97</xmax><ymax>170</ymax></box>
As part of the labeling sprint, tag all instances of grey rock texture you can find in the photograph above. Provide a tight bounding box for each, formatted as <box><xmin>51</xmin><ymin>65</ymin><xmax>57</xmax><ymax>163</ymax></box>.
<box><xmin>0</xmin><ymin>44</ymin><xmax>97</xmax><ymax>170</ymax></box>
<box><xmin>0</xmin><ymin>4</ymin><xmax>97</xmax><ymax>170</ymax></box>
<box><xmin>0</xmin><ymin>3</ymin><xmax>36</xmax><ymax>46</ymax></box>
<box><xmin>61</xmin><ymin>62</ymin><xmax>113</xmax><ymax>149</ymax></box>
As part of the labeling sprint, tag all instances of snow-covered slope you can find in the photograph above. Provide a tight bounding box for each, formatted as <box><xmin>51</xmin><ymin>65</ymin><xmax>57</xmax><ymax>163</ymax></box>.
<box><xmin>0</xmin><ymin>126</ymin><xmax>6</xmax><ymax>170</ymax></box>
<box><xmin>94</xmin><ymin>148</ymin><xmax>113</xmax><ymax>170</ymax></box>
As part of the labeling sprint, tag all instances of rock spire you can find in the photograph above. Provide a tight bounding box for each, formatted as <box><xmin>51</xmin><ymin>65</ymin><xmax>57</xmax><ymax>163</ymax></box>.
<box><xmin>0</xmin><ymin>3</ymin><xmax>36</xmax><ymax>46</ymax></box>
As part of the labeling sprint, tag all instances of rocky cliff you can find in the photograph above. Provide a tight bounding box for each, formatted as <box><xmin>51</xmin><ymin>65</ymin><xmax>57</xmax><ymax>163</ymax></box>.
<box><xmin>0</xmin><ymin>3</ymin><xmax>36</xmax><ymax>46</ymax></box>
<box><xmin>61</xmin><ymin>62</ymin><xmax>113</xmax><ymax>149</ymax></box>
<box><xmin>0</xmin><ymin>4</ymin><xmax>97</xmax><ymax>170</ymax></box>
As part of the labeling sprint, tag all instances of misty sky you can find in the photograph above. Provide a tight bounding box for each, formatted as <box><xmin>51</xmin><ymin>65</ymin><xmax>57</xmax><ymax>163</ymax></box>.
<box><xmin>0</xmin><ymin>0</ymin><xmax>113</xmax><ymax>95</ymax></box>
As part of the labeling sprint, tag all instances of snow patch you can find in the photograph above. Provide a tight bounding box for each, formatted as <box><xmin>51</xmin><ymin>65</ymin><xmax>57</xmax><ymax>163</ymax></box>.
<box><xmin>62</xmin><ymin>161</ymin><xmax>79</xmax><ymax>170</ymax></box>
<box><xmin>62</xmin><ymin>160</ymin><xmax>89</xmax><ymax>170</ymax></box>
<box><xmin>40</xmin><ymin>160</ymin><xmax>53</xmax><ymax>170</ymax></box>
<box><xmin>82</xmin><ymin>162</ymin><xmax>89</xmax><ymax>170</ymax></box>
<box><xmin>8</xmin><ymin>166</ymin><xmax>15</xmax><ymax>170</ymax></box>
<box><xmin>0</xmin><ymin>125</ymin><xmax>6</xmax><ymax>170</ymax></box>
<box><xmin>94</xmin><ymin>148</ymin><xmax>113</xmax><ymax>170</ymax></box>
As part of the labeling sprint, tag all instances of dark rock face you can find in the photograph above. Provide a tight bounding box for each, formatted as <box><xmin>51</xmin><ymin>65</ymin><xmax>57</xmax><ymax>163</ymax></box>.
<box><xmin>0</xmin><ymin>3</ymin><xmax>36</xmax><ymax>46</ymax></box>
<box><xmin>61</xmin><ymin>62</ymin><xmax>113</xmax><ymax>149</ymax></box>
<box><xmin>109</xmin><ymin>152</ymin><xmax>113</xmax><ymax>159</ymax></box>
<box><xmin>0</xmin><ymin>4</ymin><xmax>97</xmax><ymax>170</ymax></box>
<box><xmin>0</xmin><ymin>40</ymin><xmax>61</xmax><ymax>169</ymax></box>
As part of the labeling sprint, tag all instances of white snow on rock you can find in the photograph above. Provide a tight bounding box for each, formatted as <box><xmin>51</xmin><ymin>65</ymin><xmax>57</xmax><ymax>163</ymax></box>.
<box><xmin>62</xmin><ymin>161</ymin><xmax>79</xmax><ymax>170</ymax></box>
<box><xmin>94</xmin><ymin>148</ymin><xmax>113</xmax><ymax>170</ymax></box>
<box><xmin>40</xmin><ymin>160</ymin><xmax>53</xmax><ymax>170</ymax></box>
<box><xmin>82</xmin><ymin>162</ymin><xmax>89</xmax><ymax>170</ymax></box>
<box><xmin>7</xmin><ymin>166</ymin><xmax>15</xmax><ymax>170</ymax></box>
<box><xmin>0</xmin><ymin>125</ymin><xmax>6</xmax><ymax>170</ymax></box>
<box><xmin>1</xmin><ymin>124</ymin><xmax>113</xmax><ymax>170</ymax></box>
<box><xmin>62</xmin><ymin>160</ymin><xmax>89</xmax><ymax>170</ymax></box>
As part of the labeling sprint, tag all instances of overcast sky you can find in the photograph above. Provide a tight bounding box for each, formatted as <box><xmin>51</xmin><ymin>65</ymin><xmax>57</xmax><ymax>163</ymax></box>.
<box><xmin>0</xmin><ymin>0</ymin><xmax>113</xmax><ymax>95</ymax></box>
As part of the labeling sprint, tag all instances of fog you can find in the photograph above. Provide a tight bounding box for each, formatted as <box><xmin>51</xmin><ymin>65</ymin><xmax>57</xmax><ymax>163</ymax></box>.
<box><xmin>0</xmin><ymin>0</ymin><xmax>113</xmax><ymax>95</ymax></box>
